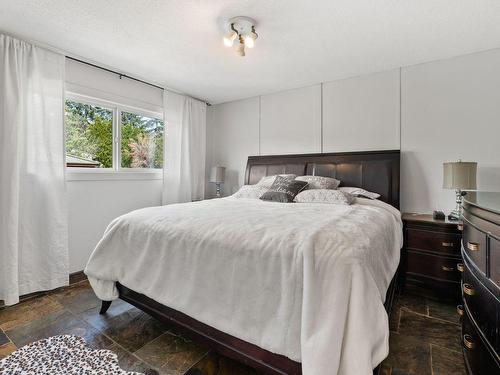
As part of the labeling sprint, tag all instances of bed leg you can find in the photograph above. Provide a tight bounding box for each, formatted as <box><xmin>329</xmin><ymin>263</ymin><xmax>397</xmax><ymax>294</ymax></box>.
<box><xmin>99</xmin><ymin>300</ymin><xmax>112</xmax><ymax>314</ymax></box>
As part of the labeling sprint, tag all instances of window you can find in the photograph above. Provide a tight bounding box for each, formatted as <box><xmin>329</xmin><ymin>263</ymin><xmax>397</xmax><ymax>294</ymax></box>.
<box><xmin>121</xmin><ymin>111</ymin><xmax>163</xmax><ymax>169</ymax></box>
<box><xmin>64</xmin><ymin>96</ymin><xmax>164</xmax><ymax>170</ymax></box>
<box><xmin>65</xmin><ymin>100</ymin><xmax>113</xmax><ymax>168</ymax></box>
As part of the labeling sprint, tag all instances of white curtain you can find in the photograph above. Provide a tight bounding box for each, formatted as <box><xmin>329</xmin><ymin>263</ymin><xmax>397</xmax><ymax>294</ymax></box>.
<box><xmin>162</xmin><ymin>91</ymin><xmax>206</xmax><ymax>204</ymax></box>
<box><xmin>0</xmin><ymin>34</ymin><xmax>68</xmax><ymax>305</ymax></box>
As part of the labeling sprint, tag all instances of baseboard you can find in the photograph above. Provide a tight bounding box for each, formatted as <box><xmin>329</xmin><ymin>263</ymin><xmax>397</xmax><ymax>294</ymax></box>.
<box><xmin>69</xmin><ymin>270</ymin><xmax>87</xmax><ymax>284</ymax></box>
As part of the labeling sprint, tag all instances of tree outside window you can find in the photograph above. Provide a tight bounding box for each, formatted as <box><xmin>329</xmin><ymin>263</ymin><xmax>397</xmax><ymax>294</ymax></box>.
<box><xmin>64</xmin><ymin>99</ymin><xmax>163</xmax><ymax>169</ymax></box>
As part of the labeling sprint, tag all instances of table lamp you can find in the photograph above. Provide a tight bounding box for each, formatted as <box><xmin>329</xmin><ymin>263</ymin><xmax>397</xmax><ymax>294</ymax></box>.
<box><xmin>210</xmin><ymin>166</ymin><xmax>226</xmax><ymax>198</ymax></box>
<box><xmin>443</xmin><ymin>160</ymin><xmax>477</xmax><ymax>220</ymax></box>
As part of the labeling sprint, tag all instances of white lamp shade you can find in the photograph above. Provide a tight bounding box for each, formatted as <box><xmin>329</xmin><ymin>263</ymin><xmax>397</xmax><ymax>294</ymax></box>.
<box><xmin>443</xmin><ymin>161</ymin><xmax>477</xmax><ymax>190</ymax></box>
<box><xmin>210</xmin><ymin>166</ymin><xmax>226</xmax><ymax>183</ymax></box>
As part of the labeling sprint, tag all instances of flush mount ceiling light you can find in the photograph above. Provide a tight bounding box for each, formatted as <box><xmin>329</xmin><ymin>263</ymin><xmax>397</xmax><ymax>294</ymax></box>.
<box><xmin>223</xmin><ymin>16</ymin><xmax>258</xmax><ymax>57</ymax></box>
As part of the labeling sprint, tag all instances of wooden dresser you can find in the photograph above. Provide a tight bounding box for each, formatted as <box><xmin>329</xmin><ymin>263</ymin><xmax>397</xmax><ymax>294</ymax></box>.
<box><xmin>401</xmin><ymin>213</ymin><xmax>463</xmax><ymax>297</ymax></box>
<box><xmin>460</xmin><ymin>192</ymin><xmax>500</xmax><ymax>374</ymax></box>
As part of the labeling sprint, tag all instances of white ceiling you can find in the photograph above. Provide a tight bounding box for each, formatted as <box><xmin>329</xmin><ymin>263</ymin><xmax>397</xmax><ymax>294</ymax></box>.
<box><xmin>1</xmin><ymin>1</ymin><xmax>500</xmax><ymax>104</ymax></box>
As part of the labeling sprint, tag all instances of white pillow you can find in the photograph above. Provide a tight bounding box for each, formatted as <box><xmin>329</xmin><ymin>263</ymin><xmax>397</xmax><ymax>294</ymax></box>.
<box><xmin>257</xmin><ymin>174</ymin><xmax>297</xmax><ymax>188</ymax></box>
<box><xmin>294</xmin><ymin>189</ymin><xmax>355</xmax><ymax>205</ymax></box>
<box><xmin>232</xmin><ymin>185</ymin><xmax>269</xmax><ymax>199</ymax></box>
<box><xmin>295</xmin><ymin>175</ymin><xmax>340</xmax><ymax>190</ymax></box>
<box><xmin>339</xmin><ymin>187</ymin><xmax>380</xmax><ymax>200</ymax></box>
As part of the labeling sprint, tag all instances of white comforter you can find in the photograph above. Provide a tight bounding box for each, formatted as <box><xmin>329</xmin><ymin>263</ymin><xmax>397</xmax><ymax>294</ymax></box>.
<box><xmin>85</xmin><ymin>197</ymin><xmax>402</xmax><ymax>375</ymax></box>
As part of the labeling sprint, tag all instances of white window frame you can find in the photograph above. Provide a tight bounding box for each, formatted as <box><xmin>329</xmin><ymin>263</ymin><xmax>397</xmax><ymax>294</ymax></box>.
<box><xmin>65</xmin><ymin>92</ymin><xmax>164</xmax><ymax>181</ymax></box>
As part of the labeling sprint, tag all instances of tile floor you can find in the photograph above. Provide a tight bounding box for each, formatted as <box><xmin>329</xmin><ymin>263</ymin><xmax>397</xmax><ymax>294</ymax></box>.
<box><xmin>0</xmin><ymin>281</ymin><xmax>465</xmax><ymax>375</ymax></box>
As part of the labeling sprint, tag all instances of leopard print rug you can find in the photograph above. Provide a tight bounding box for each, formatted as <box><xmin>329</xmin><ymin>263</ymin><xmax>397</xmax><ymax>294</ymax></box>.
<box><xmin>0</xmin><ymin>335</ymin><xmax>155</xmax><ymax>374</ymax></box>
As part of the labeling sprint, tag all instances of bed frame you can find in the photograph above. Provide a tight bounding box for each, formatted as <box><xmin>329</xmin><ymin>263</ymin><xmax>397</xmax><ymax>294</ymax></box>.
<box><xmin>100</xmin><ymin>150</ymin><xmax>401</xmax><ymax>375</ymax></box>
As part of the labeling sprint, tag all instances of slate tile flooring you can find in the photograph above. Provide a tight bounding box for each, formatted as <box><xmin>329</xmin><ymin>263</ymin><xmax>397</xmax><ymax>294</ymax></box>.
<box><xmin>0</xmin><ymin>281</ymin><xmax>466</xmax><ymax>375</ymax></box>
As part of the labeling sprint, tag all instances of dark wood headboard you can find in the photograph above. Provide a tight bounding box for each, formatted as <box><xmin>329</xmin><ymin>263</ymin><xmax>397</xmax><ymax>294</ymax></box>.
<box><xmin>245</xmin><ymin>150</ymin><xmax>400</xmax><ymax>209</ymax></box>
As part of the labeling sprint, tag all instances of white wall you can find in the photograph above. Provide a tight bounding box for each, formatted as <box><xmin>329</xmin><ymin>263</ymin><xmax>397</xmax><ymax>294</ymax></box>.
<box><xmin>206</xmin><ymin>97</ymin><xmax>259</xmax><ymax>197</ymax></box>
<box><xmin>65</xmin><ymin>59</ymin><xmax>164</xmax><ymax>272</ymax></box>
<box><xmin>67</xmin><ymin>179</ymin><xmax>162</xmax><ymax>272</ymax></box>
<box><xmin>401</xmin><ymin>49</ymin><xmax>500</xmax><ymax>212</ymax></box>
<box><xmin>322</xmin><ymin>70</ymin><xmax>400</xmax><ymax>152</ymax></box>
<box><xmin>260</xmin><ymin>85</ymin><xmax>322</xmax><ymax>155</ymax></box>
<box><xmin>206</xmin><ymin>69</ymin><xmax>401</xmax><ymax>199</ymax></box>
<box><xmin>206</xmin><ymin>49</ymin><xmax>500</xmax><ymax>213</ymax></box>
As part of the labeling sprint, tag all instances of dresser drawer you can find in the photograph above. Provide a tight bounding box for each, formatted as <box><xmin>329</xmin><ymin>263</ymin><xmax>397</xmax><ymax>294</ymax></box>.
<box><xmin>462</xmin><ymin>309</ymin><xmax>500</xmax><ymax>375</ymax></box>
<box><xmin>462</xmin><ymin>218</ymin><xmax>487</xmax><ymax>274</ymax></box>
<box><xmin>462</xmin><ymin>261</ymin><xmax>499</xmax><ymax>353</ymax></box>
<box><xmin>406</xmin><ymin>228</ymin><xmax>461</xmax><ymax>255</ymax></box>
<box><xmin>406</xmin><ymin>250</ymin><xmax>461</xmax><ymax>282</ymax></box>
<box><xmin>490</xmin><ymin>236</ymin><xmax>500</xmax><ymax>288</ymax></box>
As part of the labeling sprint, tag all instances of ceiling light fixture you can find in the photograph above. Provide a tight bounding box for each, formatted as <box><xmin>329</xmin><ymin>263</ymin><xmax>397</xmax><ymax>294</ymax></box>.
<box><xmin>223</xmin><ymin>16</ymin><xmax>258</xmax><ymax>57</ymax></box>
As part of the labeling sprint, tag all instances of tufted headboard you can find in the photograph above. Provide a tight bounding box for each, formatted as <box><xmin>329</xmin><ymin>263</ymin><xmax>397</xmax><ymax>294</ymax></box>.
<box><xmin>244</xmin><ymin>150</ymin><xmax>400</xmax><ymax>209</ymax></box>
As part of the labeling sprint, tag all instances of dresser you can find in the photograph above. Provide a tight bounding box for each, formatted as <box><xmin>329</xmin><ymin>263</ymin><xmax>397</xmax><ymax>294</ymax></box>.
<box><xmin>401</xmin><ymin>213</ymin><xmax>463</xmax><ymax>297</ymax></box>
<box><xmin>459</xmin><ymin>192</ymin><xmax>500</xmax><ymax>374</ymax></box>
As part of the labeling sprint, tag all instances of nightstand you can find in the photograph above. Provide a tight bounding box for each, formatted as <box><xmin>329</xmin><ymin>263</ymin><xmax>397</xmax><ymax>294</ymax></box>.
<box><xmin>401</xmin><ymin>213</ymin><xmax>463</xmax><ymax>299</ymax></box>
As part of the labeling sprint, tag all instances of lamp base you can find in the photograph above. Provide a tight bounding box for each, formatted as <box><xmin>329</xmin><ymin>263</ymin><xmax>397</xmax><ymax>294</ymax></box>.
<box><xmin>447</xmin><ymin>189</ymin><xmax>464</xmax><ymax>221</ymax></box>
<box><xmin>215</xmin><ymin>183</ymin><xmax>222</xmax><ymax>198</ymax></box>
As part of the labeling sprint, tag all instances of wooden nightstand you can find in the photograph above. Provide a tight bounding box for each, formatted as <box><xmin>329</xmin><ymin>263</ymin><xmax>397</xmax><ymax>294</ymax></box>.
<box><xmin>401</xmin><ymin>213</ymin><xmax>463</xmax><ymax>298</ymax></box>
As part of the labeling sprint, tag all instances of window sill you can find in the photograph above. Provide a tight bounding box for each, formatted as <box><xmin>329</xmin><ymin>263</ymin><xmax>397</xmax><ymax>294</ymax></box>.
<box><xmin>66</xmin><ymin>168</ymin><xmax>163</xmax><ymax>181</ymax></box>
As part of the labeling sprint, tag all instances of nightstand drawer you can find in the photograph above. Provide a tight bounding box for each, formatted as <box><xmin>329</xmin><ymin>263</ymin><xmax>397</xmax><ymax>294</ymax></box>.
<box><xmin>462</xmin><ymin>218</ymin><xmax>487</xmax><ymax>274</ymax></box>
<box><xmin>406</xmin><ymin>228</ymin><xmax>461</xmax><ymax>255</ymax></box>
<box><xmin>406</xmin><ymin>250</ymin><xmax>461</xmax><ymax>282</ymax></box>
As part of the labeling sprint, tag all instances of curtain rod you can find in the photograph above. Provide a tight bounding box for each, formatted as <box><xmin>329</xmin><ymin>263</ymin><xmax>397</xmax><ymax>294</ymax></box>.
<box><xmin>66</xmin><ymin>56</ymin><xmax>211</xmax><ymax>106</ymax></box>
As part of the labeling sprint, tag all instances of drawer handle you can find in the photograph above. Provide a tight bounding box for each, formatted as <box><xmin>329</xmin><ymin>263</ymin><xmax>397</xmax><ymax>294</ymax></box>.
<box><xmin>442</xmin><ymin>266</ymin><xmax>455</xmax><ymax>272</ymax></box>
<box><xmin>463</xmin><ymin>334</ymin><xmax>475</xmax><ymax>350</ymax></box>
<box><xmin>457</xmin><ymin>223</ymin><xmax>464</xmax><ymax>231</ymax></box>
<box><xmin>442</xmin><ymin>242</ymin><xmax>454</xmax><ymax>247</ymax></box>
<box><xmin>467</xmin><ymin>242</ymin><xmax>479</xmax><ymax>251</ymax></box>
<box><xmin>456</xmin><ymin>304</ymin><xmax>464</xmax><ymax>316</ymax></box>
<box><xmin>457</xmin><ymin>263</ymin><xmax>464</xmax><ymax>273</ymax></box>
<box><xmin>463</xmin><ymin>283</ymin><xmax>475</xmax><ymax>296</ymax></box>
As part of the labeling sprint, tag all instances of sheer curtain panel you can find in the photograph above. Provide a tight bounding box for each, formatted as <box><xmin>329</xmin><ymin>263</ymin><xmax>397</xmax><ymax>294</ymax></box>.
<box><xmin>162</xmin><ymin>91</ymin><xmax>206</xmax><ymax>204</ymax></box>
<box><xmin>0</xmin><ymin>34</ymin><xmax>68</xmax><ymax>305</ymax></box>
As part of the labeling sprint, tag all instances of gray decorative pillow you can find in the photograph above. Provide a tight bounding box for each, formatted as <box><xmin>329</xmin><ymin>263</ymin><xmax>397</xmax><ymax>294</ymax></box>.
<box><xmin>257</xmin><ymin>174</ymin><xmax>297</xmax><ymax>188</ymax></box>
<box><xmin>294</xmin><ymin>189</ymin><xmax>355</xmax><ymax>205</ymax></box>
<box><xmin>232</xmin><ymin>185</ymin><xmax>269</xmax><ymax>199</ymax></box>
<box><xmin>338</xmin><ymin>187</ymin><xmax>380</xmax><ymax>200</ymax></box>
<box><xmin>260</xmin><ymin>176</ymin><xmax>308</xmax><ymax>203</ymax></box>
<box><xmin>295</xmin><ymin>175</ymin><xmax>340</xmax><ymax>190</ymax></box>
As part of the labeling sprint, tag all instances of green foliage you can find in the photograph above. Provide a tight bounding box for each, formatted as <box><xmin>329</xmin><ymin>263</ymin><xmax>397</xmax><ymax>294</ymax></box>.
<box><xmin>87</xmin><ymin>117</ymin><xmax>113</xmax><ymax>168</ymax></box>
<box><xmin>65</xmin><ymin>110</ymin><xmax>98</xmax><ymax>160</ymax></box>
<box><xmin>65</xmin><ymin>100</ymin><xmax>164</xmax><ymax>169</ymax></box>
<box><xmin>121</xmin><ymin>123</ymin><xmax>142</xmax><ymax>167</ymax></box>
<box><xmin>65</xmin><ymin>101</ymin><xmax>112</xmax><ymax>122</ymax></box>
<box><xmin>121</xmin><ymin>112</ymin><xmax>164</xmax><ymax>168</ymax></box>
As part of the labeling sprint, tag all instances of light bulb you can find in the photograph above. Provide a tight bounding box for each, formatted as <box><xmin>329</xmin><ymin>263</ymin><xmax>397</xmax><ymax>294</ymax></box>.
<box><xmin>244</xmin><ymin>28</ymin><xmax>258</xmax><ymax>48</ymax></box>
<box><xmin>223</xmin><ymin>30</ymin><xmax>237</xmax><ymax>47</ymax></box>
<box><xmin>244</xmin><ymin>35</ymin><xmax>255</xmax><ymax>48</ymax></box>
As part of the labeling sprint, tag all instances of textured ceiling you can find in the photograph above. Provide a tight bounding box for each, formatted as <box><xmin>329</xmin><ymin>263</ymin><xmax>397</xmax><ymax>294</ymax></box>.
<box><xmin>1</xmin><ymin>1</ymin><xmax>500</xmax><ymax>104</ymax></box>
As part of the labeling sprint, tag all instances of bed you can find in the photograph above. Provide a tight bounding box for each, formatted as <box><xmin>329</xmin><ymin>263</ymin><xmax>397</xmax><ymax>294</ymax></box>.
<box><xmin>84</xmin><ymin>150</ymin><xmax>402</xmax><ymax>375</ymax></box>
